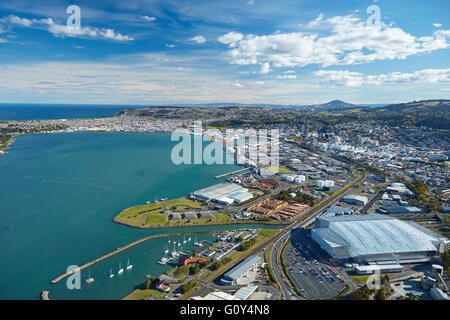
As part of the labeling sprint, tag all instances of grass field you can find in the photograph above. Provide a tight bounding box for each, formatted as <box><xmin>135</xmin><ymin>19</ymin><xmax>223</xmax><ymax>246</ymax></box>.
<box><xmin>114</xmin><ymin>197</ymin><xmax>231</xmax><ymax>227</ymax></box>
<box><xmin>122</xmin><ymin>289</ymin><xmax>166</xmax><ymax>300</ymax></box>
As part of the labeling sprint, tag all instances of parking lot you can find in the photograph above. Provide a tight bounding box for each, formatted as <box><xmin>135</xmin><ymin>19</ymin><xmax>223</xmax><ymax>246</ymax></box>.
<box><xmin>283</xmin><ymin>232</ymin><xmax>347</xmax><ymax>299</ymax></box>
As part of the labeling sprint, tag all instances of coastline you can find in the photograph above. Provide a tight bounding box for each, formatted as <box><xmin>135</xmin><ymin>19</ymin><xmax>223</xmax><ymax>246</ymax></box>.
<box><xmin>112</xmin><ymin>215</ymin><xmax>287</xmax><ymax>229</ymax></box>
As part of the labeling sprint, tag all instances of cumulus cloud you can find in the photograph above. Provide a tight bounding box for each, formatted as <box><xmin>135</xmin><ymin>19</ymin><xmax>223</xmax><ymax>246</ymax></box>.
<box><xmin>190</xmin><ymin>35</ymin><xmax>206</xmax><ymax>44</ymax></box>
<box><xmin>0</xmin><ymin>14</ymin><xmax>134</xmax><ymax>41</ymax></box>
<box><xmin>217</xmin><ymin>31</ymin><xmax>243</xmax><ymax>48</ymax></box>
<box><xmin>142</xmin><ymin>16</ymin><xmax>156</xmax><ymax>22</ymax></box>
<box><xmin>433</xmin><ymin>23</ymin><xmax>442</xmax><ymax>28</ymax></box>
<box><xmin>259</xmin><ymin>62</ymin><xmax>271</xmax><ymax>74</ymax></box>
<box><xmin>314</xmin><ymin>68</ymin><xmax>450</xmax><ymax>87</ymax></box>
<box><xmin>165</xmin><ymin>43</ymin><xmax>176</xmax><ymax>48</ymax></box>
<box><xmin>218</xmin><ymin>14</ymin><xmax>450</xmax><ymax>69</ymax></box>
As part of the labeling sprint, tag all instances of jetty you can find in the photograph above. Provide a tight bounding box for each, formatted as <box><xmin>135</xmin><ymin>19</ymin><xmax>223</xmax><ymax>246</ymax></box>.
<box><xmin>50</xmin><ymin>230</ymin><xmax>219</xmax><ymax>284</ymax></box>
<box><xmin>215</xmin><ymin>168</ymin><xmax>250</xmax><ymax>179</ymax></box>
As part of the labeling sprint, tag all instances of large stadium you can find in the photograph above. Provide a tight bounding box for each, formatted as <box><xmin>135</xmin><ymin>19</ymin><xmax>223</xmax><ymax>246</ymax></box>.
<box><xmin>311</xmin><ymin>214</ymin><xmax>449</xmax><ymax>264</ymax></box>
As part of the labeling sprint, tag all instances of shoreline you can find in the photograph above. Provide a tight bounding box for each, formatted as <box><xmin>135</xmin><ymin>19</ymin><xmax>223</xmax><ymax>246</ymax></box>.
<box><xmin>112</xmin><ymin>216</ymin><xmax>287</xmax><ymax>229</ymax></box>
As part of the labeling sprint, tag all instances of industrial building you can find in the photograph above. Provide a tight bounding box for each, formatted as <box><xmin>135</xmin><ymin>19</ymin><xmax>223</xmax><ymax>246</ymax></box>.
<box><xmin>220</xmin><ymin>255</ymin><xmax>262</xmax><ymax>285</ymax></box>
<box><xmin>341</xmin><ymin>195</ymin><xmax>368</xmax><ymax>206</ymax></box>
<box><xmin>191</xmin><ymin>182</ymin><xmax>253</xmax><ymax>204</ymax></box>
<box><xmin>378</xmin><ymin>206</ymin><xmax>422</xmax><ymax>214</ymax></box>
<box><xmin>311</xmin><ymin>214</ymin><xmax>447</xmax><ymax>264</ymax></box>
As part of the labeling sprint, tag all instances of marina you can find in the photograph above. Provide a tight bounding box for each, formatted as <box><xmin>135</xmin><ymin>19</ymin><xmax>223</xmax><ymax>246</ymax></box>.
<box><xmin>50</xmin><ymin>230</ymin><xmax>222</xmax><ymax>284</ymax></box>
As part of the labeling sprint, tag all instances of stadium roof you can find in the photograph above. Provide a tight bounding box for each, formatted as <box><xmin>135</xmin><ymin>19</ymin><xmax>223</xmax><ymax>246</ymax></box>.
<box><xmin>316</xmin><ymin>214</ymin><xmax>438</xmax><ymax>257</ymax></box>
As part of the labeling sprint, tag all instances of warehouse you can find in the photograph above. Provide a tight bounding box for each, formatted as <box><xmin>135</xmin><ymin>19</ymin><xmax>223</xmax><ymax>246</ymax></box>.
<box><xmin>191</xmin><ymin>182</ymin><xmax>252</xmax><ymax>205</ymax></box>
<box><xmin>220</xmin><ymin>255</ymin><xmax>262</xmax><ymax>285</ymax></box>
<box><xmin>378</xmin><ymin>206</ymin><xmax>422</xmax><ymax>214</ymax></box>
<box><xmin>341</xmin><ymin>195</ymin><xmax>368</xmax><ymax>206</ymax></box>
<box><xmin>311</xmin><ymin>214</ymin><xmax>443</xmax><ymax>264</ymax></box>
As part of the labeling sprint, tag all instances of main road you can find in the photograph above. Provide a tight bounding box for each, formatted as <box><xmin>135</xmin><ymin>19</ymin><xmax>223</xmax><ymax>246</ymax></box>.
<box><xmin>269</xmin><ymin>170</ymin><xmax>366</xmax><ymax>299</ymax></box>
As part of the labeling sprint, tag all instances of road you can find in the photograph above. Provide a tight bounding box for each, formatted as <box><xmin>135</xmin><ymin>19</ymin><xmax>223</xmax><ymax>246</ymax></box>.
<box><xmin>269</xmin><ymin>170</ymin><xmax>365</xmax><ymax>299</ymax></box>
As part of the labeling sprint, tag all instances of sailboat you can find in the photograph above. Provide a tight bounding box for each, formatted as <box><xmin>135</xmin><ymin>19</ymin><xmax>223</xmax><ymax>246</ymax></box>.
<box><xmin>117</xmin><ymin>262</ymin><xmax>124</xmax><ymax>275</ymax></box>
<box><xmin>164</xmin><ymin>241</ymin><xmax>169</xmax><ymax>255</ymax></box>
<box><xmin>188</xmin><ymin>237</ymin><xmax>192</xmax><ymax>242</ymax></box>
<box><xmin>126</xmin><ymin>259</ymin><xmax>133</xmax><ymax>270</ymax></box>
<box><xmin>183</xmin><ymin>235</ymin><xmax>187</xmax><ymax>244</ymax></box>
<box><xmin>194</xmin><ymin>236</ymin><xmax>202</xmax><ymax>247</ymax></box>
<box><xmin>85</xmin><ymin>271</ymin><xmax>95</xmax><ymax>284</ymax></box>
<box><xmin>109</xmin><ymin>268</ymin><xmax>115</xmax><ymax>279</ymax></box>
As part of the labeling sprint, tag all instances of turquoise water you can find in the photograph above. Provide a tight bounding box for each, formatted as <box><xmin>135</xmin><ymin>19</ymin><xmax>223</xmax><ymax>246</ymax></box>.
<box><xmin>0</xmin><ymin>132</ymin><xmax>277</xmax><ymax>300</ymax></box>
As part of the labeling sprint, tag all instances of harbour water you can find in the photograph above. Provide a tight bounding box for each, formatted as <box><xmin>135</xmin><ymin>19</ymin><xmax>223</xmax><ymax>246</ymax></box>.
<box><xmin>0</xmin><ymin>132</ymin><xmax>277</xmax><ymax>299</ymax></box>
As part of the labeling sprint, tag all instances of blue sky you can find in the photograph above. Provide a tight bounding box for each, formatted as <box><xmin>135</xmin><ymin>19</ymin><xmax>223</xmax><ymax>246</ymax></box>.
<box><xmin>0</xmin><ymin>0</ymin><xmax>449</xmax><ymax>105</ymax></box>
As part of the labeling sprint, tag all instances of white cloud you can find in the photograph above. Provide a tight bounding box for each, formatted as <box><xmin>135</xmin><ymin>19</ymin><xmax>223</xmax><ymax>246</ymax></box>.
<box><xmin>277</xmin><ymin>74</ymin><xmax>297</xmax><ymax>79</ymax></box>
<box><xmin>217</xmin><ymin>31</ymin><xmax>243</xmax><ymax>48</ymax></box>
<box><xmin>190</xmin><ymin>35</ymin><xmax>206</xmax><ymax>44</ymax></box>
<box><xmin>260</xmin><ymin>62</ymin><xmax>271</xmax><ymax>74</ymax></box>
<box><xmin>247</xmin><ymin>0</ymin><xmax>255</xmax><ymax>5</ymax></box>
<box><xmin>232</xmin><ymin>80</ymin><xmax>243</xmax><ymax>87</ymax></box>
<box><xmin>433</xmin><ymin>23</ymin><xmax>442</xmax><ymax>28</ymax></box>
<box><xmin>165</xmin><ymin>43</ymin><xmax>176</xmax><ymax>48</ymax></box>
<box><xmin>1</xmin><ymin>14</ymin><xmax>134</xmax><ymax>41</ymax></box>
<box><xmin>284</xmin><ymin>70</ymin><xmax>296</xmax><ymax>74</ymax></box>
<box><xmin>314</xmin><ymin>68</ymin><xmax>450</xmax><ymax>87</ymax></box>
<box><xmin>142</xmin><ymin>16</ymin><xmax>156</xmax><ymax>22</ymax></box>
<box><xmin>218</xmin><ymin>14</ymin><xmax>450</xmax><ymax>70</ymax></box>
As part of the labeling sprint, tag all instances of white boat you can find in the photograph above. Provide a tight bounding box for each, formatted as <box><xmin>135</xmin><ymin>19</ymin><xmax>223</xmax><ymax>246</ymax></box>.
<box><xmin>158</xmin><ymin>257</ymin><xmax>169</xmax><ymax>265</ymax></box>
<box><xmin>109</xmin><ymin>268</ymin><xmax>114</xmax><ymax>279</ymax></box>
<box><xmin>126</xmin><ymin>259</ymin><xmax>133</xmax><ymax>270</ymax></box>
<box><xmin>85</xmin><ymin>271</ymin><xmax>95</xmax><ymax>284</ymax></box>
<box><xmin>188</xmin><ymin>237</ymin><xmax>192</xmax><ymax>242</ymax></box>
<box><xmin>117</xmin><ymin>262</ymin><xmax>124</xmax><ymax>275</ymax></box>
<box><xmin>183</xmin><ymin>235</ymin><xmax>187</xmax><ymax>244</ymax></box>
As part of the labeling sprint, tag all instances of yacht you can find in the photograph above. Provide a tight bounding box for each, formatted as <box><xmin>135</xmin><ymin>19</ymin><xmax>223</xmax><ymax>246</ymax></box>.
<box><xmin>126</xmin><ymin>259</ymin><xmax>133</xmax><ymax>270</ymax></box>
<box><xmin>117</xmin><ymin>262</ymin><xmax>124</xmax><ymax>275</ymax></box>
<box><xmin>85</xmin><ymin>271</ymin><xmax>95</xmax><ymax>284</ymax></box>
<box><xmin>109</xmin><ymin>268</ymin><xmax>114</xmax><ymax>279</ymax></box>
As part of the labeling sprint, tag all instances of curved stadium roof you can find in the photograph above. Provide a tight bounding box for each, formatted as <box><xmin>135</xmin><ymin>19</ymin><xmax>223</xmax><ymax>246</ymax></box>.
<box><xmin>323</xmin><ymin>215</ymin><xmax>438</xmax><ymax>257</ymax></box>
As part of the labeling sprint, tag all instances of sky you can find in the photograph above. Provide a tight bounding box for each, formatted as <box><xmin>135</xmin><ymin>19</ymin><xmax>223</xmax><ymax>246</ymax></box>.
<box><xmin>0</xmin><ymin>0</ymin><xmax>449</xmax><ymax>105</ymax></box>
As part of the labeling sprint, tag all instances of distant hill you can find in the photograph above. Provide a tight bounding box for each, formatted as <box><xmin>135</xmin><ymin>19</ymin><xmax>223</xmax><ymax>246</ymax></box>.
<box><xmin>374</xmin><ymin>99</ymin><xmax>450</xmax><ymax>113</ymax></box>
<box><xmin>313</xmin><ymin>100</ymin><xmax>356</xmax><ymax>110</ymax></box>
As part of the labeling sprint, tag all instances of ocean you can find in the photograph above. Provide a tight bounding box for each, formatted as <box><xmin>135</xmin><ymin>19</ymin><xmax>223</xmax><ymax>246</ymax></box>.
<box><xmin>0</xmin><ymin>132</ymin><xmax>276</xmax><ymax>299</ymax></box>
<box><xmin>0</xmin><ymin>104</ymin><xmax>145</xmax><ymax>121</ymax></box>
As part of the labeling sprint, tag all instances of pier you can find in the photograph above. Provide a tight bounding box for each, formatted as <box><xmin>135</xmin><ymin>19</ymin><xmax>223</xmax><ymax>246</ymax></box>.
<box><xmin>50</xmin><ymin>230</ymin><xmax>219</xmax><ymax>284</ymax></box>
<box><xmin>214</xmin><ymin>168</ymin><xmax>250</xmax><ymax>179</ymax></box>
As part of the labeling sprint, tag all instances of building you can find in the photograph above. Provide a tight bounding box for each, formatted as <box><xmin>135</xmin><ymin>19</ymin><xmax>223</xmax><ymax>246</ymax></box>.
<box><xmin>341</xmin><ymin>195</ymin><xmax>368</xmax><ymax>206</ymax></box>
<box><xmin>354</xmin><ymin>264</ymin><xmax>403</xmax><ymax>274</ymax></box>
<box><xmin>311</xmin><ymin>214</ymin><xmax>445</xmax><ymax>264</ymax></box>
<box><xmin>220</xmin><ymin>255</ymin><xmax>262</xmax><ymax>285</ymax></box>
<box><xmin>430</xmin><ymin>287</ymin><xmax>450</xmax><ymax>300</ymax></box>
<box><xmin>191</xmin><ymin>182</ymin><xmax>253</xmax><ymax>205</ymax></box>
<box><xmin>378</xmin><ymin>206</ymin><xmax>422</xmax><ymax>214</ymax></box>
